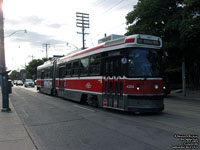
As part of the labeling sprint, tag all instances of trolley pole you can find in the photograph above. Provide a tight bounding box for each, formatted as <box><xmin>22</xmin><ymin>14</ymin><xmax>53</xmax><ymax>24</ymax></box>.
<box><xmin>0</xmin><ymin>0</ymin><xmax>11</xmax><ymax>112</ymax></box>
<box><xmin>76</xmin><ymin>12</ymin><xmax>90</xmax><ymax>50</ymax></box>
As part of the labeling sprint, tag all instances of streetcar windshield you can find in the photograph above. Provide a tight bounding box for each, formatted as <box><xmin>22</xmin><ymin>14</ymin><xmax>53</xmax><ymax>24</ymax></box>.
<box><xmin>127</xmin><ymin>48</ymin><xmax>161</xmax><ymax>77</ymax></box>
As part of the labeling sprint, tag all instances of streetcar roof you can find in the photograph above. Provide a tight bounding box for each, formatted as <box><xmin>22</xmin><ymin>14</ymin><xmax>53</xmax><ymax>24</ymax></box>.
<box><xmin>37</xmin><ymin>60</ymin><xmax>54</xmax><ymax>70</ymax></box>
<box><xmin>56</xmin><ymin>34</ymin><xmax>162</xmax><ymax>64</ymax></box>
<box><xmin>37</xmin><ymin>34</ymin><xmax>162</xmax><ymax>68</ymax></box>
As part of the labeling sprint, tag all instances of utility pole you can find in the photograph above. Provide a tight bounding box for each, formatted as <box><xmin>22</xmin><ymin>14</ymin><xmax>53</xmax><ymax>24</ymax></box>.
<box><xmin>43</xmin><ymin>43</ymin><xmax>50</xmax><ymax>59</ymax></box>
<box><xmin>182</xmin><ymin>57</ymin><xmax>186</xmax><ymax>96</ymax></box>
<box><xmin>0</xmin><ymin>0</ymin><xmax>5</xmax><ymax>72</ymax></box>
<box><xmin>0</xmin><ymin>0</ymin><xmax>11</xmax><ymax>112</ymax></box>
<box><xmin>76</xmin><ymin>12</ymin><xmax>90</xmax><ymax>50</ymax></box>
<box><xmin>28</xmin><ymin>54</ymin><xmax>34</xmax><ymax>60</ymax></box>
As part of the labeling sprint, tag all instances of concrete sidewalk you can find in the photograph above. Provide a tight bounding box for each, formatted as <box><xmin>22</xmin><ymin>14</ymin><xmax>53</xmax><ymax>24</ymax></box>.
<box><xmin>0</xmin><ymin>90</ymin><xmax>37</xmax><ymax>150</ymax></box>
<box><xmin>167</xmin><ymin>89</ymin><xmax>200</xmax><ymax>101</ymax></box>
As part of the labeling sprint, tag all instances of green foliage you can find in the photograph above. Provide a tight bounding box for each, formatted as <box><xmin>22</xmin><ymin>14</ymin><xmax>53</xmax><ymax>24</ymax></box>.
<box><xmin>9</xmin><ymin>58</ymin><xmax>49</xmax><ymax>81</ymax></box>
<box><xmin>9</xmin><ymin>70</ymin><xmax>20</xmax><ymax>80</ymax></box>
<box><xmin>126</xmin><ymin>0</ymin><xmax>200</xmax><ymax>89</ymax></box>
<box><xmin>25</xmin><ymin>58</ymin><xmax>48</xmax><ymax>79</ymax></box>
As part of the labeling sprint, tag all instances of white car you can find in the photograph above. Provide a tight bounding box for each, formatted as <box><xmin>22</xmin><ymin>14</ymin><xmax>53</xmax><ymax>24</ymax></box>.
<box><xmin>24</xmin><ymin>79</ymin><xmax>35</xmax><ymax>87</ymax></box>
<box><xmin>16</xmin><ymin>80</ymin><xmax>23</xmax><ymax>86</ymax></box>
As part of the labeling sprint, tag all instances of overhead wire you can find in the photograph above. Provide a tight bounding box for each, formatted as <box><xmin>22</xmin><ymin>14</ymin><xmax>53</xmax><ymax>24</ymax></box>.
<box><xmin>83</xmin><ymin>0</ymin><xmax>136</xmax><ymax>46</ymax></box>
<box><xmin>102</xmin><ymin>0</ymin><xmax>125</xmax><ymax>14</ymax></box>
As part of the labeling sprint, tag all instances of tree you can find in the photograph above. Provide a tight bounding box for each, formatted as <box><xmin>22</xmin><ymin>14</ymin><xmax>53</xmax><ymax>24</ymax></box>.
<box><xmin>9</xmin><ymin>70</ymin><xmax>20</xmax><ymax>80</ymax></box>
<box><xmin>125</xmin><ymin>0</ymin><xmax>200</xmax><ymax>89</ymax></box>
<box><xmin>25</xmin><ymin>58</ymin><xmax>48</xmax><ymax>80</ymax></box>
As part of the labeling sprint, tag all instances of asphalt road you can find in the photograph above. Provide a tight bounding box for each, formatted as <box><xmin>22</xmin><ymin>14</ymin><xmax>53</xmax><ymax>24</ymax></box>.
<box><xmin>10</xmin><ymin>86</ymin><xmax>200</xmax><ymax>150</ymax></box>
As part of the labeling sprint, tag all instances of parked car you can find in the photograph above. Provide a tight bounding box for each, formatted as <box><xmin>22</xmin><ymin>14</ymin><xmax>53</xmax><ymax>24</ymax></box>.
<box><xmin>8</xmin><ymin>80</ymin><xmax>13</xmax><ymax>87</ymax></box>
<box><xmin>24</xmin><ymin>79</ymin><xmax>35</xmax><ymax>87</ymax></box>
<box><xmin>13</xmin><ymin>80</ymin><xmax>17</xmax><ymax>85</ymax></box>
<box><xmin>16</xmin><ymin>80</ymin><xmax>23</xmax><ymax>86</ymax></box>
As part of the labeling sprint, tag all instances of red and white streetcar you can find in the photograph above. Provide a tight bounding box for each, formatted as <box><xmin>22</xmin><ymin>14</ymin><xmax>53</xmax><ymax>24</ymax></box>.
<box><xmin>37</xmin><ymin>34</ymin><xmax>164</xmax><ymax>112</ymax></box>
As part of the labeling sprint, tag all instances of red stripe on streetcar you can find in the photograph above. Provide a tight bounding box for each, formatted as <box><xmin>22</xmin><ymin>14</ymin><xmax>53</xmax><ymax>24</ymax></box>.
<box><xmin>56</xmin><ymin>79</ymin><xmax>103</xmax><ymax>93</ymax></box>
<box><xmin>60</xmin><ymin>45</ymin><xmax>104</xmax><ymax>62</ymax></box>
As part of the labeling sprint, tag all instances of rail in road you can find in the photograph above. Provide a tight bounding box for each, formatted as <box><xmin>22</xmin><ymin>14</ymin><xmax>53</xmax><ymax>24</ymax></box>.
<box><xmin>10</xmin><ymin>86</ymin><xmax>200</xmax><ymax>150</ymax></box>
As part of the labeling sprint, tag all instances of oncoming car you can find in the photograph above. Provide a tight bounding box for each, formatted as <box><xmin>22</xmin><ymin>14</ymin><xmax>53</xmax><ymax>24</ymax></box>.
<box><xmin>24</xmin><ymin>79</ymin><xmax>35</xmax><ymax>88</ymax></box>
<box><xmin>16</xmin><ymin>80</ymin><xmax>23</xmax><ymax>86</ymax></box>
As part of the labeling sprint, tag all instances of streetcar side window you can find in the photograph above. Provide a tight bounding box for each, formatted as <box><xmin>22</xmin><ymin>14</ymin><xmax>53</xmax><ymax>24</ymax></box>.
<box><xmin>59</xmin><ymin>66</ymin><xmax>65</xmax><ymax>78</ymax></box>
<box><xmin>44</xmin><ymin>67</ymin><xmax>51</xmax><ymax>79</ymax></box>
<box><xmin>41</xmin><ymin>70</ymin><xmax>45</xmax><ymax>79</ymax></box>
<box><xmin>113</xmin><ymin>58</ymin><xmax>120</xmax><ymax>76</ymax></box>
<box><xmin>37</xmin><ymin>70</ymin><xmax>41</xmax><ymax>79</ymax></box>
<box><xmin>50</xmin><ymin>67</ymin><xmax>53</xmax><ymax>78</ymax></box>
<box><xmin>44</xmin><ymin>68</ymin><xmax>49</xmax><ymax>79</ymax></box>
<box><xmin>56</xmin><ymin>64</ymin><xmax>59</xmax><ymax>78</ymax></box>
<box><xmin>90</xmin><ymin>54</ymin><xmax>101</xmax><ymax>76</ymax></box>
<box><xmin>72</xmin><ymin>61</ymin><xmax>79</xmax><ymax>77</ymax></box>
<box><xmin>80</xmin><ymin>57</ymin><xmax>89</xmax><ymax>76</ymax></box>
<box><xmin>66</xmin><ymin>63</ymin><xmax>72</xmax><ymax>77</ymax></box>
<box><xmin>110</xmin><ymin>60</ymin><xmax>113</xmax><ymax>76</ymax></box>
<box><xmin>105</xmin><ymin>59</ymin><xmax>110</xmax><ymax>76</ymax></box>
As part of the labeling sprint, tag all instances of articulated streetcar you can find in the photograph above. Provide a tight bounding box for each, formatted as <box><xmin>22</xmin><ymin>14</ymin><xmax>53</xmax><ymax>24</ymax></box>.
<box><xmin>37</xmin><ymin>34</ymin><xmax>164</xmax><ymax>112</ymax></box>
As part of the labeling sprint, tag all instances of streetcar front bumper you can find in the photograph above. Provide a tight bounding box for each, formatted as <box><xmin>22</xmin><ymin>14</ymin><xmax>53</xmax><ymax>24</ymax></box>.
<box><xmin>126</xmin><ymin>95</ymin><xmax>164</xmax><ymax>112</ymax></box>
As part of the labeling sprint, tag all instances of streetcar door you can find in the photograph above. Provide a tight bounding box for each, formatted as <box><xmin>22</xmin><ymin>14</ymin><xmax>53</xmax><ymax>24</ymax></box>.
<box><xmin>103</xmin><ymin>56</ymin><xmax>121</xmax><ymax>109</ymax></box>
<box><xmin>58</xmin><ymin>66</ymin><xmax>65</xmax><ymax>98</ymax></box>
<box><xmin>41</xmin><ymin>70</ymin><xmax>45</xmax><ymax>88</ymax></box>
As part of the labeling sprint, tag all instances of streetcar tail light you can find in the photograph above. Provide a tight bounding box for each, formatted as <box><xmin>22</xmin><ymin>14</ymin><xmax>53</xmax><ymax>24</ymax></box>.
<box><xmin>103</xmin><ymin>99</ymin><xmax>107</xmax><ymax>106</ymax></box>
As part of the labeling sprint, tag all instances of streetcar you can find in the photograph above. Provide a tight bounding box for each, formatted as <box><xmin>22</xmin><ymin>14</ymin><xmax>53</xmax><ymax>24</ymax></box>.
<box><xmin>37</xmin><ymin>34</ymin><xmax>164</xmax><ymax>112</ymax></box>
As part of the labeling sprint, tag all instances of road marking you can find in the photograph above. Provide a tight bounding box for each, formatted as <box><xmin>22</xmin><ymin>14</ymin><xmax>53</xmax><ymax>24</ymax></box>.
<box><xmin>73</xmin><ymin>105</ymin><xmax>95</xmax><ymax>112</ymax></box>
<box><xmin>22</xmin><ymin>108</ymin><xmax>29</xmax><ymax>118</ymax></box>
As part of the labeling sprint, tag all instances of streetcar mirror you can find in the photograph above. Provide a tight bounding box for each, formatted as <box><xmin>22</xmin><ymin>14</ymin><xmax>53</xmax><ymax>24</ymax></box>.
<box><xmin>164</xmin><ymin>51</ymin><xmax>168</xmax><ymax>57</ymax></box>
<box><xmin>121</xmin><ymin>57</ymin><xmax>127</xmax><ymax>64</ymax></box>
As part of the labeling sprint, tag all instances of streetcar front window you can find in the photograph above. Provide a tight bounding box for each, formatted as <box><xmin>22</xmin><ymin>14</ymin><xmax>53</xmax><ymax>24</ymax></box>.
<box><xmin>127</xmin><ymin>48</ymin><xmax>161</xmax><ymax>77</ymax></box>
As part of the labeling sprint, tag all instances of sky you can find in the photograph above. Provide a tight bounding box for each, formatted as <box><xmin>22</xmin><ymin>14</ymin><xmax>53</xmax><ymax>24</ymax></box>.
<box><xmin>3</xmin><ymin>0</ymin><xmax>138</xmax><ymax>71</ymax></box>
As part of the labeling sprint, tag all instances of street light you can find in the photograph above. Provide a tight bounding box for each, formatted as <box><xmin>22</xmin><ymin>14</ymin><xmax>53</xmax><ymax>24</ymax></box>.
<box><xmin>66</xmin><ymin>42</ymin><xmax>79</xmax><ymax>50</ymax></box>
<box><xmin>0</xmin><ymin>0</ymin><xmax>27</xmax><ymax>112</ymax></box>
<box><xmin>0</xmin><ymin>0</ymin><xmax>10</xmax><ymax>112</ymax></box>
<box><xmin>0</xmin><ymin>29</ymin><xmax>27</xmax><ymax>112</ymax></box>
<box><xmin>5</xmin><ymin>29</ymin><xmax>27</xmax><ymax>38</ymax></box>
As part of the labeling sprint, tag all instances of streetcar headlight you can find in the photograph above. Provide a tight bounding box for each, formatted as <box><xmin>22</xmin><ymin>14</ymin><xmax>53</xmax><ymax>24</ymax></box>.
<box><xmin>154</xmin><ymin>84</ymin><xmax>159</xmax><ymax>90</ymax></box>
<box><xmin>163</xmin><ymin>86</ymin><xmax>166</xmax><ymax>90</ymax></box>
<box><xmin>136</xmin><ymin>87</ymin><xmax>140</xmax><ymax>91</ymax></box>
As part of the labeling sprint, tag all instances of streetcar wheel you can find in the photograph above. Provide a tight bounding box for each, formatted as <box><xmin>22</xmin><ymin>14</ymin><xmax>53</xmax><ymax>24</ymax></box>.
<box><xmin>80</xmin><ymin>94</ymin><xmax>88</xmax><ymax>104</ymax></box>
<box><xmin>52</xmin><ymin>89</ymin><xmax>57</xmax><ymax>96</ymax></box>
<box><xmin>88</xmin><ymin>95</ymin><xmax>98</xmax><ymax>107</ymax></box>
